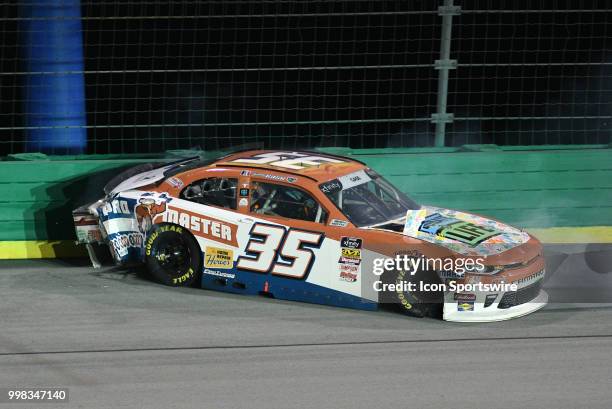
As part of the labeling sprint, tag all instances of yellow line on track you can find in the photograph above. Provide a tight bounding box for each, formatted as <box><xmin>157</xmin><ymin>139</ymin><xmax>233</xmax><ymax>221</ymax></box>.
<box><xmin>0</xmin><ymin>241</ymin><xmax>86</xmax><ymax>259</ymax></box>
<box><xmin>527</xmin><ymin>226</ymin><xmax>612</xmax><ymax>244</ymax></box>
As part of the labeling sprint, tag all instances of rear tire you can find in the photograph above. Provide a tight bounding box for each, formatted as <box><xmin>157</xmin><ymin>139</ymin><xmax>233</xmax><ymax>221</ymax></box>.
<box><xmin>144</xmin><ymin>223</ymin><xmax>202</xmax><ymax>287</ymax></box>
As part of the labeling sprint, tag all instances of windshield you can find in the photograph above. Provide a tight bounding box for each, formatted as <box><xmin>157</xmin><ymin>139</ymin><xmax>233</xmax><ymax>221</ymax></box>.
<box><xmin>320</xmin><ymin>169</ymin><xmax>420</xmax><ymax>227</ymax></box>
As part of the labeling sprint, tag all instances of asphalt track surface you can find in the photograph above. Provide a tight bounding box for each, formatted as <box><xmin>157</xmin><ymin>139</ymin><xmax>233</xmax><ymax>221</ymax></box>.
<box><xmin>1</xmin><ymin>248</ymin><xmax>611</xmax><ymax>409</ymax></box>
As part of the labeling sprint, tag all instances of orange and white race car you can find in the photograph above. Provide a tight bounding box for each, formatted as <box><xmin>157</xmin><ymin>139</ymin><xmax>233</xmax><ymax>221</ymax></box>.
<box><xmin>73</xmin><ymin>150</ymin><xmax>547</xmax><ymax>322</ymax></box>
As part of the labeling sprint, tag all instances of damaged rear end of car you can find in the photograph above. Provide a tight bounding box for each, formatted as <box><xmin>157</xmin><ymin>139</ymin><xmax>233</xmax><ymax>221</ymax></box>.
<box><xmin>71</xmin><ymin>157</ymin><xmax>202</xmax><ymax>267</ymax></box>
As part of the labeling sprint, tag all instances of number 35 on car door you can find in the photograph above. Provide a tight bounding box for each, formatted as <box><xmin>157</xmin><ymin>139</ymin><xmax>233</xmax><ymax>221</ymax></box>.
<box><xmin>237</xmin><ymin>222</ymin><xmax>324</xmax><ymax>279</ymax></box>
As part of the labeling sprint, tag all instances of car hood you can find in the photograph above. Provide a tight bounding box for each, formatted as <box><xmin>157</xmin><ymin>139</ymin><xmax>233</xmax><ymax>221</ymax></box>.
<box><xmin>402</xmin><ymin>205</ymin><xmax>531</xmax><ymax>256</ymax></box>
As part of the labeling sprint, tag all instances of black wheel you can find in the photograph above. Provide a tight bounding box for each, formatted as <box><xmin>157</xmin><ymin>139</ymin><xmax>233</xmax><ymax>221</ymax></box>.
<box><xmin>380</xmin><ymin>267</ymin><xmax>443</xmax><ymax>319</ymax></box>
<box><xmin>144</xmin><ymin>223</ymin><xmax>202</xmax><ymax>287</ymax></box>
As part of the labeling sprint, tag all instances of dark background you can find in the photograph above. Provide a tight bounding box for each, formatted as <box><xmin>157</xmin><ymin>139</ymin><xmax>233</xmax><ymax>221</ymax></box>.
<box><xmin>1</xmin><ymin>0</ymin><xmax>612</xmax><ymax>155</ymax></box>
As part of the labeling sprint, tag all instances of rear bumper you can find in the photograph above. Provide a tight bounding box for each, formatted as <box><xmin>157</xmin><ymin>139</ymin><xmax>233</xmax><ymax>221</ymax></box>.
<box><xmin>443</xmin><ymin>289</ymin><xmax>548</xmax><ymax>322</ymax></box>
<box><xmin>73</xmin><ymin>204</ymin><xmax>103</xmax><ymax>244</ymax></box>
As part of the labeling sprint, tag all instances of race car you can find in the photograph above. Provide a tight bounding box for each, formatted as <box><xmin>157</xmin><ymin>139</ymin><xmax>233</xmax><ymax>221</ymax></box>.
<box><xmin>73</xmin><ymin>150</ymin><xmax>547</xmax><ymax>322</ymax></box>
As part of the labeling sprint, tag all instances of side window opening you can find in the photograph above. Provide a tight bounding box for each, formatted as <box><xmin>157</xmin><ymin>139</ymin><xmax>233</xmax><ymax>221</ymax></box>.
<box><xmin>250</xmin><ymin>181</ymin><xmax>328</xmax><ymax>224</ymax></box>
<box><xmin>180</xmin><ymin>177</ymin><xmax>237</xmax><ymax>210</ymax></box>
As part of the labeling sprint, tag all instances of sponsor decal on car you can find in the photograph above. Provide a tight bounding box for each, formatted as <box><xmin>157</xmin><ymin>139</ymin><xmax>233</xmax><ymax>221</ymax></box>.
<box><xmin>156</xmin><ymin>207</ymin><xmax>239</xmax><ymax>247</ymax></box>
<box><xmin>341</xmin><ymin>237</ymin><xmax>362</xmax><ymax>249</ymax></box>
<box><xmin>205</xmin><ymin>246</ymin><xmax>234</xmax><ymax>270</ymax></box>
<box><xmin>457</xmin><ymin>301</ymin><xmax>475</xmax><ymax>312</ymax></box>
<box><xmin>135</xmin><ymin>197</ymin><xmax>168</xmax><ymax>233</ymax></box>
<box><xmin>251</xmin><ymin>172</ymin><xmax>291</xmax><ymax>182</ymax></box>
<box><xmin>339</xmin><ymin>256</ymin><xmax>361</xmax><ymax>265</ymax></box>
<box><xmin>419</xmin><ymin>213</ymin><xmax>502</xmax><ymax>247</ymax></box>
<box><xmin>101</xmin><ymin>200</ymin><xmax>131</xmax><ymax>216</ymax></box>
<box><xmin>239</xmin><ymin>188</ymin><xmax>249</xmax><ymax>197</ymax></box>
<box><xmin>109</xmin><ymin>232</ymin><xmax>144</xmax><ymax>258</ymax></box>
<box><xmin>454</xmin><ymin>292</ymin><xmax>477</xmax><ymax>301</ymax></box>
<box><xmin>339</xmin><ymin>270</ymin><xmax>358</xmax><ymax>282</ymax></box>
<box><xmin>338</xmin><ymin>236</ymin><xmax>363</xmax><ymax>280</ymax></box>
<box><xmin>339</xmin><ymin>263</ymin><xmax>359</xmax><ymax>273</ymax></box>
<box><xmin>404</xmin><ymin>206</ymin><xmax>531</xmax><ymax>257</ymax></box>
<box><xmin>341</xmin><ymin>248</ymin><xmax>361</xmax><ymax>259</ymax></box>
<box><xmin>403</xmin><ymin>207</ymin><xmax>428</xmax><ymax>237</ymax></box>
<box><xmin>338</xmin><ymin>170</ymin><xmax>371</xmax><ymax>190</ymax></box>
<box><xmin>245</xmin><ymin>171</ymin><xmax>299</xmax><ymax>183</ymax></box>
<box><xmin>203</xmin><ymin>268</ymin><xmax>236</xmax><ymax>279</ymax></box>
<box><xmin>319</xmin><ymin>180</ymin><xmax>342</xmax><ymax>194</ymax></box>
<box><xmin>339</xmin><ymin>263</ymin><xmax>359</xmax><ymax>282</ymax></box>
<box><xmin>239</xmin><ymin>198</ymin><xmax>248</xmax><ymax>207</ymax></box>
<box><xmin>167</xmin><ymin>177</ymin><xmax>184</xmax><ymax>189</ymax></box>
<box><xmin>329</xmin><ymin>219</ymin><xmax>349</xmax><ymax>227</ymax></box>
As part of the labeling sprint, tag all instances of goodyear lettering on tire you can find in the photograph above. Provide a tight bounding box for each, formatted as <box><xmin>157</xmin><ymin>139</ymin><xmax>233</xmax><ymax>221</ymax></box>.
<box><xmin>396</xmin><ymin>269</ymin><xmax>412</xmax><ymax>310</ymax></box>
<box><xmin>145</xmin><ymin>225</ymin><xmax>184</xmax><ymax>256</ymax></box>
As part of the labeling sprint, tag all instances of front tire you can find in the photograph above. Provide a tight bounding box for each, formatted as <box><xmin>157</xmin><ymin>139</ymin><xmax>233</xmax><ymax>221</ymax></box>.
<box><xmin>145</xmin><ymin>223</ymin><xmax>202</xmax><ymax>287</ymax></box>
<box><xmin>380</xmin><ymin>267</ymin><xmax>443</xmax><ymax>319</ymax></box>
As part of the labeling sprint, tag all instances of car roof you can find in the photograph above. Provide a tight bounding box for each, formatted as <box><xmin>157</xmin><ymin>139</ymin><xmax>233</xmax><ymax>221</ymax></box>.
<box><xmin>207</xmin><ymin>150</ymin><xmax>368</xmax><ymax>183</ymax></box>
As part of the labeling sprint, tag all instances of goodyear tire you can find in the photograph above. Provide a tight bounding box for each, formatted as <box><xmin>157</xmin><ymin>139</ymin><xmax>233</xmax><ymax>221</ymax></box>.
<box><xmin>145</xmin><ymin>223</ymin><xmax>202</xmax><ymax>287</ymax></box>
<box><xmin>380</xmin><ymin>267</ymin><xmax>443</xmax><ymax>318</ymax></box>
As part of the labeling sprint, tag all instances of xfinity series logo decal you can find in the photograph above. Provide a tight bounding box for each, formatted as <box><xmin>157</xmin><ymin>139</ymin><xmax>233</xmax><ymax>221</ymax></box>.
<box><xmin>341</xmin><ymin>237</ymin><xmax>362</xmax><ymax>249</ymax></box>
<box><xmin>319</xmin><ymin>180</ymin><xmax>342</xmax><ymax>194</ymax></box>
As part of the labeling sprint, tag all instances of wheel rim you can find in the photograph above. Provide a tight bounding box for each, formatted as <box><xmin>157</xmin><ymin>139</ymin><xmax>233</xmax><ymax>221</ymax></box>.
<box><xmin>152</xmin><ymin>234</ymin><xmax>191</xmax><ymax>277</ymax></box>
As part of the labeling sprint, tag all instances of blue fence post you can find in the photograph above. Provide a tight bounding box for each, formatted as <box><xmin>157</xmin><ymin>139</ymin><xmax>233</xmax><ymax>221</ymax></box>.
<box><xmin>21</xmin><ymin>0</ymin><xmax>87</xmax><ymax>154</ymax></box>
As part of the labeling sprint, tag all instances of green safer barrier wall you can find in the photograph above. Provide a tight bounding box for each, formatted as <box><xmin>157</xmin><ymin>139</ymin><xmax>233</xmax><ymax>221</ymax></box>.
<box><xmin>0</xmin><ymin>146</ymin><xmax>610</xmax><ymax>244</ymax></box>
<box><xmin>0</xmin><ymin>158</ymin><xmax>158</xmax><ymax>242</ymax></box>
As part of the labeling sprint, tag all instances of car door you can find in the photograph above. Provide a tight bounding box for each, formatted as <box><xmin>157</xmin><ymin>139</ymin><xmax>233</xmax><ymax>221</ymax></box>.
<box><xmin>234</xmin><ymin>178</ymin><xmax>368</xmax><ymax>298</ymax></box>
<box><xmin>234</xmin><ymin>179</ymin><xmax>327</xmax><ymax>276</ymax></box>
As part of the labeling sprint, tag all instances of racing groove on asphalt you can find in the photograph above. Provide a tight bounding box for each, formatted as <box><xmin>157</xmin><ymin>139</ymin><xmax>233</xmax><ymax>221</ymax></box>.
<box><xmin>1</xmin><ymin>257</ymin><xmax>611</xmax><ymax>409</ymax></box>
